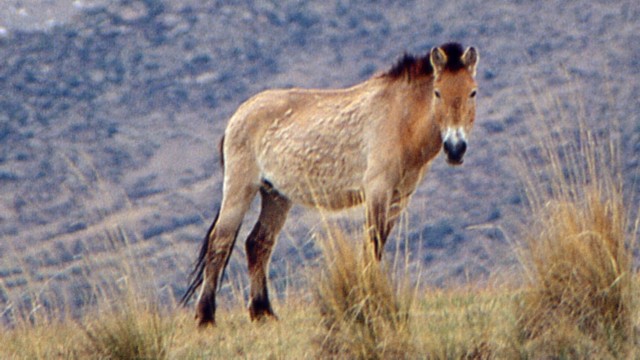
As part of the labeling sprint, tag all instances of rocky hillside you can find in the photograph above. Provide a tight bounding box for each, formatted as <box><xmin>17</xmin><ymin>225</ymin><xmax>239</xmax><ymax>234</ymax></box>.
<box><xmin>0</xmin><ymin>0</ymin><xmax>638</xmax><ymax>320</ymax></box>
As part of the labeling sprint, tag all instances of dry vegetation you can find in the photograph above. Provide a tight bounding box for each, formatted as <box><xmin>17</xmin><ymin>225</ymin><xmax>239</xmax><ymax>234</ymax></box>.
<box><xmin>313</xmin><ymin>228</ymin><xmax>413</xmax><ymax>359</ymax></box>
<box><xmin>1</xmin><ymin>104</ymin><xmax>638</xmax><ymax>359</ymax></box>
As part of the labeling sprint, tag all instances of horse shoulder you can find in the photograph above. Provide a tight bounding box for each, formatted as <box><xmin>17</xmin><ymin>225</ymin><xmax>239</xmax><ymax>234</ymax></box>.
<box><xmin>363</xmin><ymin>125</ymin><xmax>404</xmax><ymax>192</ymax></box>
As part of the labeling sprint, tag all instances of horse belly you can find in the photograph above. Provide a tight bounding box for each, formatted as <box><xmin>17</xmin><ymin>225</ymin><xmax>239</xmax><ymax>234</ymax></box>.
<box><xmin>258</xmin><ymin>121</ymin><xmax>367</xmax><ymax>209</ymax></box>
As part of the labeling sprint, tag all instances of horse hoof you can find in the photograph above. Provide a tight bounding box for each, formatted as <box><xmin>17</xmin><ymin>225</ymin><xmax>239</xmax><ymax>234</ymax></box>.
<box><xmin>196</xmin><ymin>317</ymin><xmax>216</xmax><ymax>329</ymax></box>
<box><xmin>249</xmin><ymin>307</ymin><xmax>278</xmax><ymax>322</ymax></box>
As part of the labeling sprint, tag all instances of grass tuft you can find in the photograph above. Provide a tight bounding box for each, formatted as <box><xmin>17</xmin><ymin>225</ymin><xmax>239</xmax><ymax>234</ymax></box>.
<box><xmin>517</xmin><ymin>190</ymin><xmax>633</xmax><ymax>357</ymax></box>
<box><xmin>81</xmin><ymin>292</ymin><xmax>175</xmax><ymax>359</ymax></box>
<box><xmin>515</xmin><ymin>101</ymin><xmax>636</xmax><ymax>357</ymax></box>
<box><xmin>78</xmin><ymin>230</ymin><xmax>176</xmax><ymax>360</ymax></box>
<box><xmin>313</xmin><ymin>229</ymin><xmax>414</xmax><ymax>359</ymax></box>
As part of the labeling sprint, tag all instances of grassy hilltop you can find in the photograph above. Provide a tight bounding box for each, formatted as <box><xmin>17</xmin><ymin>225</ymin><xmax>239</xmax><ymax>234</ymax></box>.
<box><xmin>1</xmin><ymin>124</ymin><xmax>638</xmax><ymax>357</ymax></box>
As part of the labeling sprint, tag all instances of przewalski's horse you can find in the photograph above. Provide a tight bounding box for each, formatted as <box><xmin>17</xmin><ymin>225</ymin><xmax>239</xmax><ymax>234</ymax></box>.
<box><xmin>181</xmin><ymin>42</ymin><xmax>479</xmax><ymax>327</ymax></box>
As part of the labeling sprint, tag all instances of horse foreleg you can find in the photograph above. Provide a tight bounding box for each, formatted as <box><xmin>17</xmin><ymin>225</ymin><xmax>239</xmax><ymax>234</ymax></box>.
<box><xmin>246</xmin><ymin>187</ymin><xmax>291</xmax><ymax>321</ymax></box>
<box><xmin>365</xmin><ymin>202</ymin><xmax>387</xmax><ymax>259</ymax></box>
<box><xmin>363</xmin><ymin>176</ymin><xmax>393</xmax><ymax>260</ymax></box>
<box><xmin>365</xmin><ymin>186</ymin><xmax>404</xmax><ymax>260</ymax></box>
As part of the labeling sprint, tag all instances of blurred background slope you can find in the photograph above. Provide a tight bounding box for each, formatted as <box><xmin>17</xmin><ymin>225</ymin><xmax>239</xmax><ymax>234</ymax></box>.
<box><xmin>0</xmin><ymin>0</ymin><xmax>637</xmax><ymax>318</ymax></box>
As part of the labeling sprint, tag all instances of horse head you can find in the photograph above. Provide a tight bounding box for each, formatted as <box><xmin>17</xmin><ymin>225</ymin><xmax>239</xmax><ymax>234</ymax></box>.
<box><xmin>430</xmin><ymin>43</ymin><xmax>479</xmax><ymax>166</ymax></box>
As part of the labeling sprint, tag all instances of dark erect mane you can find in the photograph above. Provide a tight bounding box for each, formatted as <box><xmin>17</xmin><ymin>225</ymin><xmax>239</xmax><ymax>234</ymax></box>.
<box><xmin>383</xmin><ymin>53</ymin><xmax>433</xmax><ymax>80</ymax></box>
<box><xmin>382</xmin><ymin>42</ymin><xmax>466</xmax><ymax>81</ymax></box>
<box><xmin>438</xmin><ymin>42</ymin><xmax>466</xmax><ymax>72</ymax></box>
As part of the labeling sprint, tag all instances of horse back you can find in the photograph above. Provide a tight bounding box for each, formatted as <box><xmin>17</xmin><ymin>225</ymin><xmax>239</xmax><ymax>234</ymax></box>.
<box><xmin>224</xmin><ymin>84</ymin><xmax>383</xmax><ymax>209</ymax></box>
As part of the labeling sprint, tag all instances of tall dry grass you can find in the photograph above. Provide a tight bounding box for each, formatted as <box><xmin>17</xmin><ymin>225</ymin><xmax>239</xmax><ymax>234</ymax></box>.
<box><xmin>514</xmin><ymin>90</ymin><xmax>638</xmax><ymax>357</ymax></box>
<box><xmin>313</xmin><ymin>228</ymin><xmax>414</xmax><ymax>359</ymax></box>
<box><xmin>517</xmin><ymin>192</ymin><xmax>634</xmax><ymax>357</ymax></box>
<box><xmin>0</xmin><ymin>227</ymin><xmax>178</xmax><ymax>360</ymax></box>
<box><xmin>80</xmin><ymin>284</ymin><xmax>175</xmax><ymax>359</ymax></box>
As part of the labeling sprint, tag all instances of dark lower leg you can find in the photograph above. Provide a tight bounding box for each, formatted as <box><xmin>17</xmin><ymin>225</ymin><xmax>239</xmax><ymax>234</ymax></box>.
<box><xmin>246</xmin><ymin>187</ymin><xmax>290</xmax><ymax>321</ymax></box>
<box><xmin>195</xmin><ymin>284</ymin><xmax>216</xmax><ymax>326</ymax></box>
<box><xmin>195</xmin><ymin>229</ymin><xmax>238</xmax><ymax>327</ymax></box>
<box><xmin>367</xmin><ymin>200</ymin><xmax>402</xmax><ymax>260</ymax></box>
<box><xmin>367</xmin><ymin>212</ymin><xmax>390</xmax><ymax>260</ymax></box>
<box><xmin>246</xmin><ymin>221</ymin><xmax>277</xmax><ymax>320</ymax></box>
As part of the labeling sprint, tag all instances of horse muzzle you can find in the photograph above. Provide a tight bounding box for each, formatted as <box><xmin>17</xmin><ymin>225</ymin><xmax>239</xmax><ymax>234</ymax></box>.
<box><xmin>443</xmin><ymin>138</ymin><xmax>467</xmax><ymax>165</ymax></box>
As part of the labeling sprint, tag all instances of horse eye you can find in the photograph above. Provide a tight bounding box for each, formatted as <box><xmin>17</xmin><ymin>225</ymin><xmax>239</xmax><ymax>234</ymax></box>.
<box><xmin>470</xmin><ymin>90</ymin><xmax>477</xmax><ymax>98</ymax></box>
<box><xmin>434</xmin><ymin>90</ymin><xmax>441</xmax><ymax>99</ymax></box>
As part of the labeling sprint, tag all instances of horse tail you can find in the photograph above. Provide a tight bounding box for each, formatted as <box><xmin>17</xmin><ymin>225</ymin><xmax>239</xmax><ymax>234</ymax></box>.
<box><xmin>219</xmin><ymin>135</ymin><xmax>225</xmax><ymax>168</ymax></box>
<box><xmin>180</xmin><ymin>134</ymin><xmax>227</xmax><ymax>306</ymax></box>
<box><xmin>180</xmin><ymin>212</ymin><xmax>219</xmax><ymax>306</ymax></box>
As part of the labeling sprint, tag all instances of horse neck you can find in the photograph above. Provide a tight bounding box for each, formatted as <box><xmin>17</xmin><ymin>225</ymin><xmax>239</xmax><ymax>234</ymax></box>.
<box><xmin>396</xmin><ymin>79</ymin><xmax>442</xmax><ymax>165</ymax></box>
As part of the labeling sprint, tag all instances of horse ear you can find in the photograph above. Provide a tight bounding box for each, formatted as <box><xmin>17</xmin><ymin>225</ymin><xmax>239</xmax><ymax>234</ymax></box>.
<box><xmin>430</xmin><ymin>47</ymin><xmax>447</xmax><ymax>75</ymax></box>
<box><xmin>462</xmin><ymin>46</ymin><xmax>479</xmax><ymax>77</ymax></box>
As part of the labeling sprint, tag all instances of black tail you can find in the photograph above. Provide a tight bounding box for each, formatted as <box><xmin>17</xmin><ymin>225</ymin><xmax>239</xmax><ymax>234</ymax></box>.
<box><xmin>218</xmin><ymin>135</ymin><xmax>225</xmax><ymax>168</ymax></box>
<box><xmin>180</xmin><ymin>211</ymin><xmax>219</xmax><ymax>306</ymax></box>
<box><xmin>180</xmin><ymin>134</ymin><xmax>228</xmax><ymax>307</ymax></box>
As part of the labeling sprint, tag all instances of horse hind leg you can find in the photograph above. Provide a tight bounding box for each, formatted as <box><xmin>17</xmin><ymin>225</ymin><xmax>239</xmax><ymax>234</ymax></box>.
<box><xmin>246</xmin><ymin>186</ymin><xmax>291</xmax><ymax>321</ymax></box>
<box><xmin>195</xmin><ymin>181</ymin><xmax>259</xmax><ymax>327</ymax></box>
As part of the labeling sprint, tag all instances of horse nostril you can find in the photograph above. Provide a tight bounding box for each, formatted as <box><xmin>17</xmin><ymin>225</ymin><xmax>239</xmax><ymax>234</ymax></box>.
<box><xmin>444</xmin><ymin>140</ymin><xmax>466</xmax><ymax>155</ymax></box>
<box><xmin>443</xmin><ymin>140</ymin><xmax>467</xmax><ymax>164</ymax></box>
<box><xmin>458</xmin><ymin>141</ymin><xmax>467</xmax><ymax>155</ymax></box>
